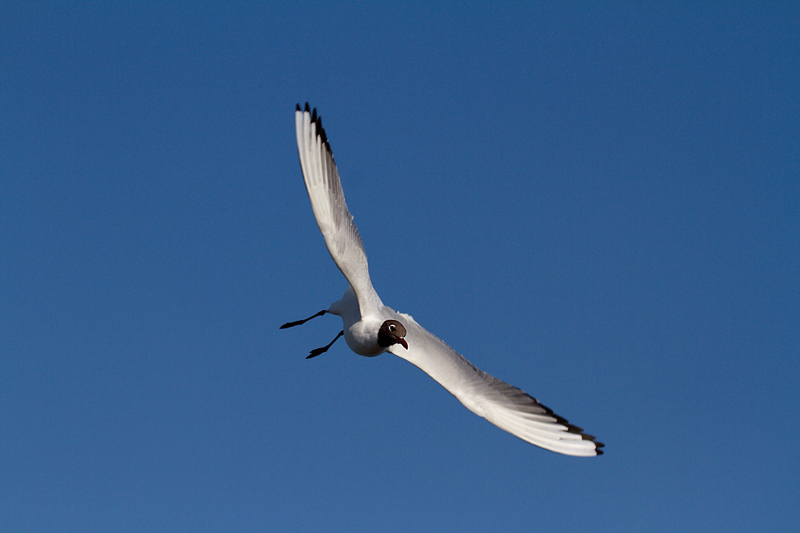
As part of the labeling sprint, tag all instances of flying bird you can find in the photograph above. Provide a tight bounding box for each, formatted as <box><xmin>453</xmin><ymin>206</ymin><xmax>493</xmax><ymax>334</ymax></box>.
<box><xmin>282</xmin><ymin>103</ymin><xmax>604</xmax><ymax>457</ymax></box>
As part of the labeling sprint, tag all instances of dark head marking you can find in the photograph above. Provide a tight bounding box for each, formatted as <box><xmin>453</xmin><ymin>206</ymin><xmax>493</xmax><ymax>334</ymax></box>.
<box><xmin>378</xmin><ymin>320</ymin><xmax>408</xmax><ymax>350</ymax></box>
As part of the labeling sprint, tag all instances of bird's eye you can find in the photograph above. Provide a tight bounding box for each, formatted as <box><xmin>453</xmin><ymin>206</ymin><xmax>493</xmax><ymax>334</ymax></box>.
<box><xmin>389</xmin><ymin>324</ymin><xmax>396</xmax><ymax>331</ymax></box>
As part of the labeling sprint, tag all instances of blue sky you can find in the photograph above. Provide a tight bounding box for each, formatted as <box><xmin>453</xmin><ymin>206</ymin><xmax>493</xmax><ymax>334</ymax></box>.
<box><xmin>2</xmin><ymin>2</ymin><xmax>798</xmax><ymax>531</ymax></box>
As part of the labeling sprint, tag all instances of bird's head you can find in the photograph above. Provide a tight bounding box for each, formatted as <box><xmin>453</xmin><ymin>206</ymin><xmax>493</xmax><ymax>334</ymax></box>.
<box><xmin>378</xmin><ymin>320</ymin><xmax>408</xmax><ymax>350</ymax></box>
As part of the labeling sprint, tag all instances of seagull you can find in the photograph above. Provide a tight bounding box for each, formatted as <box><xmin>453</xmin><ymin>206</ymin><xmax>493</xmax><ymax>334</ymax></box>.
<box><xmin>282</xmin><ymin>103</ymin><xmax>604</xmax><ymax>457</ymax></box>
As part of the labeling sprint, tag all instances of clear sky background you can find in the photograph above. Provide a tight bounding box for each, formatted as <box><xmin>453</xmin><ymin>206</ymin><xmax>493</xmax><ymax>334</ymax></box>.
<box><xmin>2</xmin><ymin>2</ymin><xmax>798</xmax><ymax>531</ymax></box>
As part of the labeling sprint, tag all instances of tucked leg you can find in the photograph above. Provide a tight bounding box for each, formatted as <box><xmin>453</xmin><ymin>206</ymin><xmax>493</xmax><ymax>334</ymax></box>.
<box><xmin>280</xmin><ymin>310</ymin><xmax>327</xmax><ymax>329</ymax></box>
<box><xmin>307</xmin><ymin>330</ymin><xmax>344</xmax><ymax>359</ymax></box>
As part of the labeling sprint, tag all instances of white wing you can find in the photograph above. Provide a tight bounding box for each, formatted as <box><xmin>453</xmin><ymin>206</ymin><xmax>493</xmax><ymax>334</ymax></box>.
<box><xmin>388</xmin><ymin>311</ymin><xmax>603</xmax><ymax>456</ymax></box>
<box><xmin>295</xmin><ymin>103</ymin><xmax>382</xmax><ymax>317</ymax></box>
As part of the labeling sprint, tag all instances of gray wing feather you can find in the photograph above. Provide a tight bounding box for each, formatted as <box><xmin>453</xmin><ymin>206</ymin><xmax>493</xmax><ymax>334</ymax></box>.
<box><xmin>388</xmin><ymin>311</ymin><xmax>603</xmax><ymax>457</ymax></box>
<box><xmin>295</xmin><ymin>104</ymin><xmax>382</xmax><ymax>316</ymax></box>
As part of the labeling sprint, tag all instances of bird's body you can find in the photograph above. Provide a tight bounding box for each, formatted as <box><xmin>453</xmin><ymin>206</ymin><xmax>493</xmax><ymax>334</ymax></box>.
<box><xmin>283</xmin><ymin>103</ymin><xmax>604</xmax><ymax>457</ymax></box>
<box><xmin>330</xmin><ymin>287</ymin><xmax>384</xmax><ymax>357</ymax></box>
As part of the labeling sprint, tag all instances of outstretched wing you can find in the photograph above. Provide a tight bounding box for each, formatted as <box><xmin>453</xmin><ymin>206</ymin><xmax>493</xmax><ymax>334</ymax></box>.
<box><xmin>295</xmin><ymin>103</ymin><xmax>382</xmax><ymax>316</ymax></box>
<box><xmin>387</xmin><ymin>311</ymin><xmax>604</xmax><ymax>457</ymax></box>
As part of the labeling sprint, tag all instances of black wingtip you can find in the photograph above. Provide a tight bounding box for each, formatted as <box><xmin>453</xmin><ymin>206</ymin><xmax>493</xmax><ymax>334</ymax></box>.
<box><xmin>318</xmin><ymin>119</ymin><xmax>328</xmax><ymax>145</ymax></box>
<box><xmin>296</xmin><ymin>103</ymin><xmax>301</xmax><ymax>111</ymax></box>
<box><xmin>297</xmin><ymin>102</ymin><xmax>334</xmax><ymax>160</ymax></box>
<box><xmin>520</xmin><ymin>392</ymin><xmax>605</xmax><ymax>455</ymax></box>
<box><xmin>594</xmin><ymin>440</ymin><xmax>605</xmax><ymax>455</ymax></box>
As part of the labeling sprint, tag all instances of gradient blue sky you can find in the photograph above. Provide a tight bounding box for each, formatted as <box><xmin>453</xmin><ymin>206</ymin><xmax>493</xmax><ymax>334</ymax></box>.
<box><xmin>2</xmin><ymin>2</ymin><xmax>798</xmax><ymax>531</ymax></box>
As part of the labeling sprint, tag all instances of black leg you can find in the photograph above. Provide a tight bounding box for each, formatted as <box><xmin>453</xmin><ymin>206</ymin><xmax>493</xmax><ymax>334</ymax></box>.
<box><xmin>306</xmin><ymin>330</ymin><xmax>344</xmax><ymax>359</ymax></box>
<box><xmin>280</xmin><ymin>310</ymin><xmax>327</xmax><ymax>329</ymax></box>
